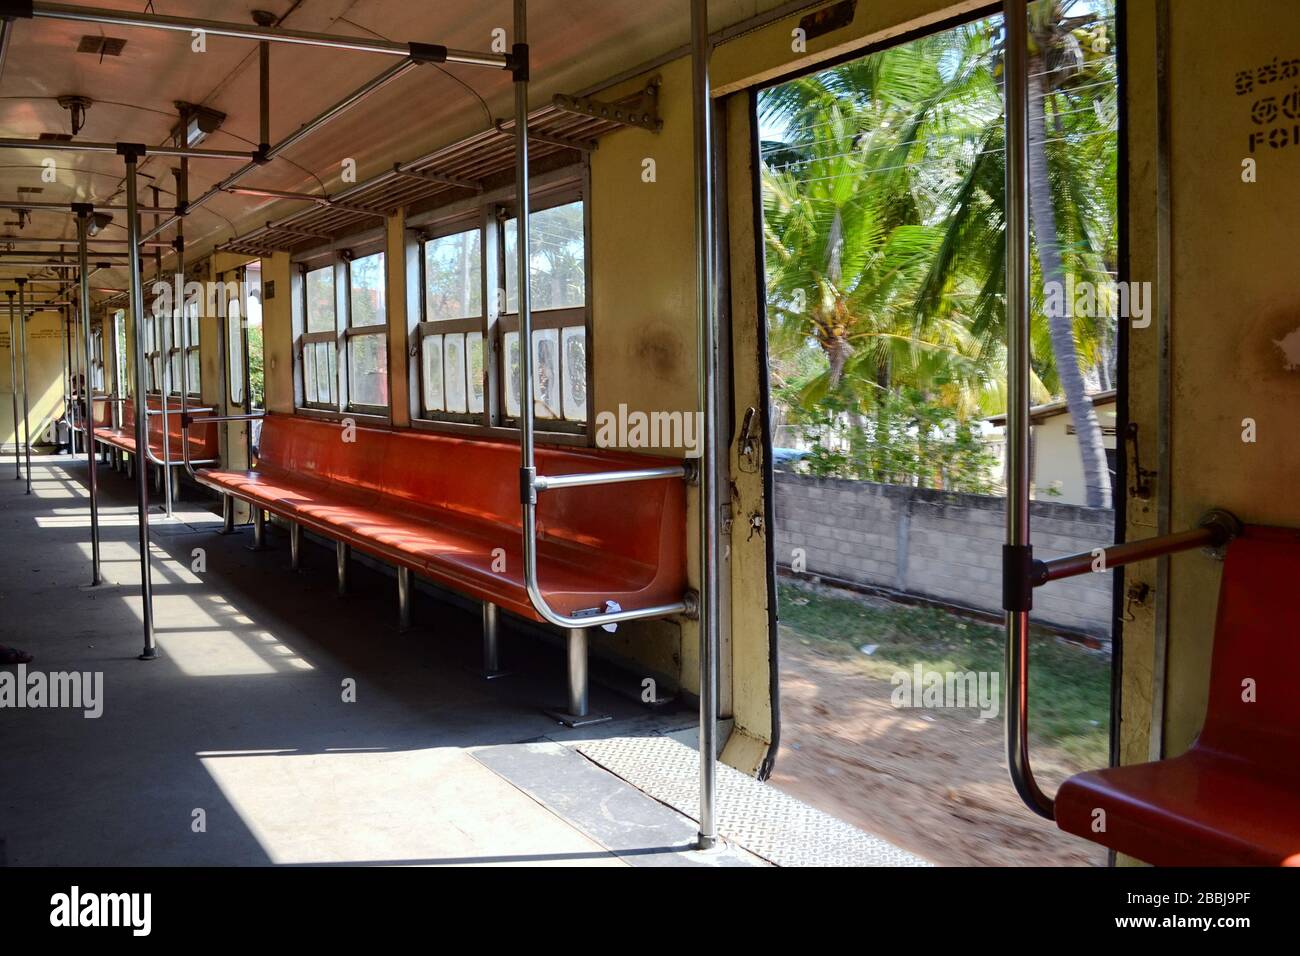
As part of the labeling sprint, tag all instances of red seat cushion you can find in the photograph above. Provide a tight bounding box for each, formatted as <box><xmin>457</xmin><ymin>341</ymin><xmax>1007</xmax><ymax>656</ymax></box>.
<box><xmin>93</xmin><ymin>396</ymin><xmax>218</xmax><ymax>462</ymax></box>
<box><xmin>1055</xmin><ymin>525</ymin><xmax>1300</xmax><ymax>865</ymax></box>
<box><xmin>196</xmin><ymin>415</ymin><xmax>686</xmax><ymax>622</ymax></box>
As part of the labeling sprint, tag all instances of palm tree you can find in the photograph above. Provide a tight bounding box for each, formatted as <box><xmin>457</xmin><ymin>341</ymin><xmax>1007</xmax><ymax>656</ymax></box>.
<box><xmin>762</xmin><ymin>1</ymin><xmax>1118</xmax><ymax>506</ymax></box>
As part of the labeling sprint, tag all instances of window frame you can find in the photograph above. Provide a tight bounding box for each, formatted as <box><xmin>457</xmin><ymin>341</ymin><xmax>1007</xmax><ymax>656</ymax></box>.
<box><xmin>170</xmin><ymin>290</ymin><xmax>201</xmax><ymax>398</ymax></box>
<box><xmin>413</xmin><ymin>210</ymin><xmax>489</xmax><ymax>426</ymax></box>
<box><xmin>342</xmin><ymin>248</ymin><xmax>390</xmax><ymax>416</ymax></box>
<box><xmin>406</xmin><ymin>166</ymin><xmax>593</xmax><ymax>440</ymax></box>
<box><xmin>292</xmin><ymin>233</ymin><xmax>390</xmax><ymax>420</ymax></box>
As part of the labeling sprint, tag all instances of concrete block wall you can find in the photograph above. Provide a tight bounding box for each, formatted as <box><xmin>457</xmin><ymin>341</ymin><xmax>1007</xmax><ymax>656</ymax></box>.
<box><xmin>774</xmin><ymin>472</ymin><xmax>1116</xmax><ymax>637</ymax></box>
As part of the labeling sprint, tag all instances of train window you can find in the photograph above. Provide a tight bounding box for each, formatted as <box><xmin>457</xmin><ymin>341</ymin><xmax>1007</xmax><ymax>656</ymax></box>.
<box><xmin>500</xmin><ymin>199</ymin><xmax>588</xmax><ymax>425</ymax></box>
<box><xmin>144</xmin><ymin>311</ymin><xmax>161</xmax><ymax>393</ymax></box>
<box><xmin>112</xmin><ymin>310</ymin><xmax>127</xmax><ymax>397</ymax></box>
<box><xmin>228</xmin><ymin>289</ymin><xmax>244</xmax><ymax>407</ymax></box>
<box><xmin>419</xmin><ymin>226</ymin><xmax>484</xmax><ymax>419</ymax></box>
<box><xmin>170</xmin><ymin>296</ymin><xmax>200</xmax><ymax>396</ymax></box>
<box><xmin>344</xmin><ymin>251</ymin><xmax>388</xmax><ymax>412</ymax></box>
<box><xmin>90</xmin><ymin>328</ymin><xmax>104</xmax><ymax>391</ymax></box>
<box><xmin>245</xmin><ymin>264</ymin><xmax>265</xmax><ymax>410</ymax></box>
<box><xmin>300</xmin><ymin>264</ymin><xmax>337</xmax><ymax>409</ymax></box>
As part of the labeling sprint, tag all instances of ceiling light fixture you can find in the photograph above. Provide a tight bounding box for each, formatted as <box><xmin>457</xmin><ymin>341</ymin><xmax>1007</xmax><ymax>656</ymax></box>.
<box><xmin>171</xmin><ymin>102</ymin><xmax>226</xmax><ymax>148</ymax></box>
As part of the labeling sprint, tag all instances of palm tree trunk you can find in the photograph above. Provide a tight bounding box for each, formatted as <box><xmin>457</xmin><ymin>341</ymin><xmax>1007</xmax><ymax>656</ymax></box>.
<box><xmin>1027</xmin><ymin>62</ymin><xmax>1112</xmax><ymax>509</ymax></box>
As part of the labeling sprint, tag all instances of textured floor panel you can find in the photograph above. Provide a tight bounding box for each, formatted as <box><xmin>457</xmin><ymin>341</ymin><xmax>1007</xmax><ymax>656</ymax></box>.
<box><xmin>577</xmin><ymin>734</ymin><xmax>931</xmax><ymax>867</ymax></box>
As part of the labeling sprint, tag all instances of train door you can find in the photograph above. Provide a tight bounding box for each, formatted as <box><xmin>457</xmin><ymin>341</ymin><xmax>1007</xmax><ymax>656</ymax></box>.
<box><xmin>753</xmin><ymin>2</ymin><xmax>1120</xmax><ymax>865</ymax></box>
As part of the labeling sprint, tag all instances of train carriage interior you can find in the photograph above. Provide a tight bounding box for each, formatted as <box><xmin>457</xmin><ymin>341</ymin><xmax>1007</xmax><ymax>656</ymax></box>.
<box><xmin>0</xmin><ymin>0</ymin><xmax>1297</xmax><ymax>881</ymax></box>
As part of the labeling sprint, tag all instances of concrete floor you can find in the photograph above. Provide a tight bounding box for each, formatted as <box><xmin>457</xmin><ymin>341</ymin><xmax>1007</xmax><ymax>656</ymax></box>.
<box><xmin>0</xmin><ymin>452</ymin><xmax>762</xmax><ymax>867</ymax></box>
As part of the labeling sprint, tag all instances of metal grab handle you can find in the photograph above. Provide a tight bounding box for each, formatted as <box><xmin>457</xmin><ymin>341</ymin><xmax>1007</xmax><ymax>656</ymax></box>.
<box><xmin>146</xmin><ymin>405</ymin><xmax>215</xmax><ymax>416</ymax></box>
<box><xmin>1034</xmin><ymin>510</ymin><xmax>1240</xmax><ymax>585</ymax></box>
<box><xmin>181</xmin><ymin>412</ymin><xmax>265</xmax><ymax>480</ymax></box>
<box><xmin>534</xmin><ymin>464</ymin><xmax>689</xmax><ymax>492</ymax></box>
<box><xmin>1005</xmin><ymin>509</ymin><xmax>1242</xmax><ymax>820</ymax></box>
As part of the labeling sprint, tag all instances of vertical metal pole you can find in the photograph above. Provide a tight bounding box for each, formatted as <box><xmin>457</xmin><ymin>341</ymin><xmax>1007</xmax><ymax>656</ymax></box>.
<box><xmin>289</xmin><ymin>520</ymin><xmax>302</xmax><ymax>569</ymax></box>
<box><xmin>125</xmin><ymin>150</ymin><xmax>158</xmax><ymax>661</ymax></box>
<box><xmin>154</xmin><ymin>186</ymin><xmax>173</xmax><ymax>519</ymax></box>
<box><xmin>17</xmin><ymin>279</ymin><xmax>32</xmax><ymax>494</ymax></box>
<box><xmin>258</xmin><ymin>36</ymin><xmax>272</xmax><ymax>155</ymax></box>
<box><xmin>77</xmin><ymin>212</ymin><xmax>102</xmax><ymax>586</ymax></box>
<box><xmin>60</xmin><ymin>303</ymin><xmax>72</xmax><ymax>453</ymax></box>
<box><xmin>6</xmin><ymin>291</ymin><xmax>17</xmax><ymax>480</ymax></box>
<box><xmin>1002</xmin><ymin>0</ymin><xmax>1052</xmax><ymax>819</ymax></box>
<box><xmin>690</xmin><ymin>0</ymin><xmax>720</xmax><ymax>851</ymax></box>
<box><xmin>513</xmin><ymin>0</ymin><xmax>537</xmax><ymax>502</ymax></box>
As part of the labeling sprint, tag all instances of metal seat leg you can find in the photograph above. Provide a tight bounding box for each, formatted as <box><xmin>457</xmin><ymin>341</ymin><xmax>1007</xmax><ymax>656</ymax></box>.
<box><xmin>220</xmin><ymin>494</ymin><xmax>236</xmax><ymax>534</ymax></box>
<box><xmin>397</xmin><ymin>565</ymin><xmax>412</xmax><ymax>630</ymax></box>
<box><xmin>336</xmin><ymin>541</ymin><xmax>350</xmax><ymax>595</ymax></box>
<box><xmin>290</xmin><ymin>521</ymin><xmax>302</xmax><ymax>570</ymax></box>
<box><xmin>247</xmin><ymin>507</ymin><xmax>270</xmax><ymax>551</ymax></box>
<box><xmin>545</xmin><ymin>627</ymin><xmax>610</xmax><ymax>727</ymax></box>
<box><xmin>472</xmin><ymin>602</ymin><xmax>509</xmax><ymax>679</ymax></box>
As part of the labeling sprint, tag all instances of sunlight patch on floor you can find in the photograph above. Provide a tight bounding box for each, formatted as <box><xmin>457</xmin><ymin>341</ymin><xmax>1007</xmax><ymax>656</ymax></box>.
<box><xmin>200</xmin><ymin>748</ymin><xmax>624</xmax><ymax>866</ymax></box>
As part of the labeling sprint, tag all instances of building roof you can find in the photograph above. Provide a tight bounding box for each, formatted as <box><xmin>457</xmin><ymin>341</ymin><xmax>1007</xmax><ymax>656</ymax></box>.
<box><xmin>985</xmin><ymin>389</ymin><xmax>1117</xmax><ymax>426</ymax></box>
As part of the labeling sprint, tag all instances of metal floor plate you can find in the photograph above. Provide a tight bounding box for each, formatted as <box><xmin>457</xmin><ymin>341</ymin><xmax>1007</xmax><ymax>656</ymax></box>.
<box><xmin>577</xmin><ymin>735</ymin><xmax>931</xmax><ymax>867</ymax></box>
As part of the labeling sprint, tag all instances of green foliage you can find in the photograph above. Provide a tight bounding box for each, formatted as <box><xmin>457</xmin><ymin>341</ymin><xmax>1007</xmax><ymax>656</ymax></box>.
<box><xmin>760</xmin><ymin>2</ymin><xmax>1118</xmax><ymax>493</ymax></box>
<box><xmin>783</xmin><ymin>386</ymin><xmax>999</xmax><ymax>493</ymax></box>
<box><xmin>247</xmin><ymin>326</ymin><xmax>264</xmax><ymax>409</ymax></box>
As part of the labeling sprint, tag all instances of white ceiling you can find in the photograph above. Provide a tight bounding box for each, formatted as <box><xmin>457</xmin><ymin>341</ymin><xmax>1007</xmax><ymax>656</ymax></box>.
<box><xmin>0</xmin><ymin>0</ymin><xmax>793</xmax><ymax>300</ymax></box>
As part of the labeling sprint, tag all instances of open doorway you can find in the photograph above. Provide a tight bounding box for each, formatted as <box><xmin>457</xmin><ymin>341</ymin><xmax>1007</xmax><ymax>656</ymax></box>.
<box><xmin>757</xmin><ymin>1</ymin><xmax>1119</xmax><ymax>865</ymax></box>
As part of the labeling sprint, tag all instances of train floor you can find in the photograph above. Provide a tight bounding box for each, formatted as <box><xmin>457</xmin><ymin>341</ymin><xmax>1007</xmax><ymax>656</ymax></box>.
<box><xmin>0</xmin><ymin>452</ymin><xmax>919</xmax><ymax>867</ymax></box>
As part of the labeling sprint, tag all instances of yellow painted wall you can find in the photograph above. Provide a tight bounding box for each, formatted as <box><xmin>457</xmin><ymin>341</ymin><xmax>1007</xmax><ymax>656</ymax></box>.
<box><xmin>262</xmin><ymin>252</ymin><xmax>295</xmax><ymax>416</ymax></box>
<box><xmin>1124</xmin><ymin>0</ymin><xmax>1300</xmax><ymax>761</ymax></box>
<box><xmin>0</xmin><ymin>301</ymin><xmax>67</xmax><ymax>451</ymax></box>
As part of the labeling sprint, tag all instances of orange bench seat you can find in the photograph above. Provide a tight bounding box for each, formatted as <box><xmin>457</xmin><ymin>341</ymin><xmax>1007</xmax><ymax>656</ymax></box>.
<box><xmin>92</xmin><ymin>396</ymin><xmax>218</xmax><ymax>464</ymax></box>
<box><xmin>1054</xmin><ymin>524</ymin><xmax>1300</xmax><ymax>866</ymax></box>
<box><xmin>193</xmin><ymin>414</ymin><xmax>687</xmax><ymax>624</ymax></box>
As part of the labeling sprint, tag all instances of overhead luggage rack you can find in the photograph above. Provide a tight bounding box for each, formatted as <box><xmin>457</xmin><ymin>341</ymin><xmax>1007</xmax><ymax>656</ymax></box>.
<box><xmin>218</xmin><ymin>97</ymin><xmax>654</xmax><ymax>258</ymax></box>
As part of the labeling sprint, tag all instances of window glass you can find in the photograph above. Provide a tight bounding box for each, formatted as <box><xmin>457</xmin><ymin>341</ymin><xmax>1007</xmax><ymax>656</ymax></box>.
<box><xmin>349</xmin><ymin>252</ymin><xmax>386</xmax><ymax>328</ymax></box>
<box><xmin>504</xmin><ymin>201</ymin><xmax>586</xmax><ymax>312</ymax></box>
<box><xmin>305</xmin><ymin>266</ymin><xmax>335</xmax><ymax>333</ymax></box>
<box><xmin>347</xmin><ymin>333</ymin><xmax>388</xmax><ymax>408</ymax></box>
<box><xmin>228</xmin><ymin>293</ymin><xmax>245</xmax><ymax>407</ymax></box>
<box><xmin>561</xmin><ymin>326</ymin><xmax>587</xmax><ymax>421</ymax></box>
<box><xmin>424</xmin><ymin>230</ymin><xmax>481</xmax><ymax>321</ymax></box>
<box><xmin>421</xmin><ymin>334</ymin><xmax>444</xmax><ymax>413</ymax></box>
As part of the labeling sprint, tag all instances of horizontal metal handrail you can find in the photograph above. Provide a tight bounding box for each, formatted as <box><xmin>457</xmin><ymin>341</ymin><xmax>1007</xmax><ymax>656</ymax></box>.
<box><xmin>534</xmin><ymin>464</ymin><xmax>688</xmax><ymax>492</ymax></box>
<box><xmin>146</xmin><ymin>405</ymin><xmax>215</xmax><ymax>416</ymax></box>
<box><xmin>182</xmin><ymin>412</ymin><xmax>266</xmax><ymax>426</ymax></box>
<box><xmin>1032</xmin><ymin>509</ymin><xmax>1241</xmax><ymax>586</ymax></box>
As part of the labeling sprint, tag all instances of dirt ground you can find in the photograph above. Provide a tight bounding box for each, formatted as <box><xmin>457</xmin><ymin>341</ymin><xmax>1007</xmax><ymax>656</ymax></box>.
<box><xmin>768</xmin><ymin>630</ymin><xmax>1107</xmax><ymax>867</ymax></box>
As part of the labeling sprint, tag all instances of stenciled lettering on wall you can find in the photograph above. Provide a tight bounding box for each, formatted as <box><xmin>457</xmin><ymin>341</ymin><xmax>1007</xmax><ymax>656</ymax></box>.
<box><xmin>1236</xmin><ymin>55</ymin><xmax>1300</xmax><ymax>153</ymax></box>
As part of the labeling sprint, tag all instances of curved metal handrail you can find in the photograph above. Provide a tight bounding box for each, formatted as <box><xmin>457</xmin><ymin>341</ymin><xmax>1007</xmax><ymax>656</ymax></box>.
<box><xmin>180</xmin><ymin>411</ymin><xmax>266</xmax><ymax>480</ymax></box>
<box><xmin>1006</xmin><ymin>509</ymin><xmax>1242</xmax><ymax>820</ymax></box>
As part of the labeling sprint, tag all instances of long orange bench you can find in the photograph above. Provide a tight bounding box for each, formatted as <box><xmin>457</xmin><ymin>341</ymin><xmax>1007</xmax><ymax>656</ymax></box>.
<box><xmin>92</xmin><ymin>395</ymin><xmax>219</xmax><ymax>477</ymax></box>
<box><xmin>192</xmin><ymin>413</ymin><xmax>688</xmax><ymax>722</ymax></box>
<box><xmin>1054</xmin><ymin>524</ymin><xmax>1300</xmax><ymax>865</ymax></box>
